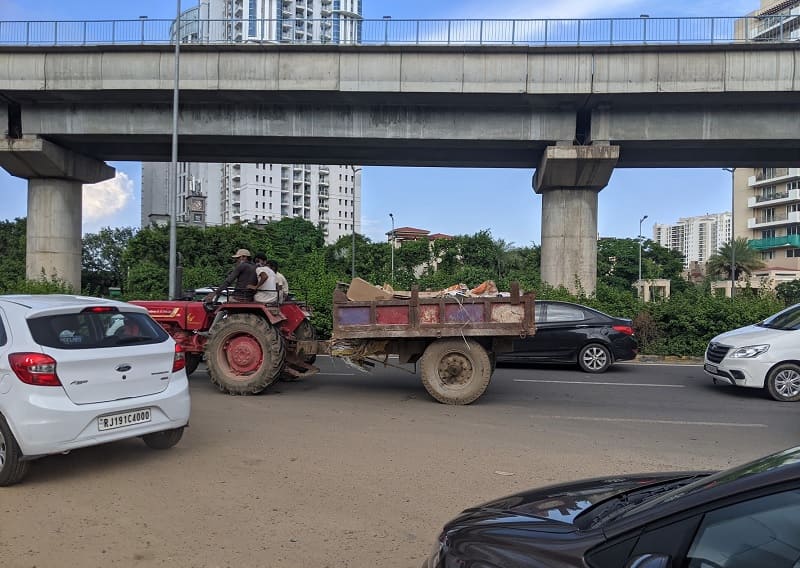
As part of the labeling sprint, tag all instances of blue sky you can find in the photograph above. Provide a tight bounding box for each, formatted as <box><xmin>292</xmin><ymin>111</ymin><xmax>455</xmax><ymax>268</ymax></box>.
<box><xmin>0</xmin><ymin>0</ymin><xmax>757</xmax><ymax>244</ymax></box>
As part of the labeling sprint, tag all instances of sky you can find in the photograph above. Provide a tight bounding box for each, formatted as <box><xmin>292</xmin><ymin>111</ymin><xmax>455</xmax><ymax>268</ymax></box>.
<box><xmin>0</xmin><ymin>0</ymin><xmax>758</xmax><ymax>244</ymax></box>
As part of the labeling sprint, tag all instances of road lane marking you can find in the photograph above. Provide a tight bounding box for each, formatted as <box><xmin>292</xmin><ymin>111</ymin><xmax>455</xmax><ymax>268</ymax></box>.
<box><xmin>514</xmin><ymin>379</ymin><xmax>684</xmax><ymax>388</ymax></box>
<box><xmin>536</xmin><ymin>415</ymin><xmax>767</xmax><ymax>428</ymax></box>
<box><xmin>618</xmin><ymin>362</ymin><xmax>703</xmax><ymax>367</ymax></box>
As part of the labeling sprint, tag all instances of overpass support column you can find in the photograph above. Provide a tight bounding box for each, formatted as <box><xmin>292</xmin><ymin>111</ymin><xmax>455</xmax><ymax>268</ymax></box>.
<box><xmin>0</xmin><ymin>136</ymin><xmax>115</xmax><ymax>291</ymax></box>
<box><xmin>533</xmin><ymin>145</ymin><xmax>619</xmax><ymax>295</ymax></box>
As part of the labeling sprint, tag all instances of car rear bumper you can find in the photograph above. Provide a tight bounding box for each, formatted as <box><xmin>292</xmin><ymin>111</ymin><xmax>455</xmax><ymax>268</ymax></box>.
<box><xmin>4</xmin><ymin>375</ymin><xmax>191</xmax><ymax>457</ymax></box>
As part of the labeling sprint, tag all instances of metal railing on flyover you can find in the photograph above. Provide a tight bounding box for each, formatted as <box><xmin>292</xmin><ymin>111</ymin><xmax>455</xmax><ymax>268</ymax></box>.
<box><xmin>0</xmin><ymin>16</ymin><xmax>798</xmax><ymax>46</ymax></box>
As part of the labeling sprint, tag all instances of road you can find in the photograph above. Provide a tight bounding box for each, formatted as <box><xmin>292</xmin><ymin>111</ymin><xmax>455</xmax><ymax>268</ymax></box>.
<box><xmin>2</xmin><ymin>359</ymin><xmax>798</xmax><ymax>568</ymax></box>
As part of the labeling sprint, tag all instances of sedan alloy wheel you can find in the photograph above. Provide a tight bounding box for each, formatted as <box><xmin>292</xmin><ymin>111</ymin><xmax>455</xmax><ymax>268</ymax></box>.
<box><xmin>579</xmin><ymin>344</ymin><xmax>612</xmax><ymax>373</ymax></box>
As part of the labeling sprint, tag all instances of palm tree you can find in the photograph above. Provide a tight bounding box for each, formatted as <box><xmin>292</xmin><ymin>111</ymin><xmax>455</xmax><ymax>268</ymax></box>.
<box><xmin>706</xmin><ymin>237</ymin><xmax>765</xmax><ymax>280</ymax></box>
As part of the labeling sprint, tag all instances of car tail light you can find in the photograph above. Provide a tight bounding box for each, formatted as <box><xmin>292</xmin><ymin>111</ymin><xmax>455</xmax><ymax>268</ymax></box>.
<box><xmin>612</xmin><ymin>325</ymin><xmax>635</xmax><ymax>336</ymax></box>
<box><xmin>9</xmin><ymin>352</ymin><xmax>62</xmax><ymax>386</ymax></box>
<box><xmin>172</xmin><ymin>344</ymin><xmax>186</xmax><ymax>373</ymax></box>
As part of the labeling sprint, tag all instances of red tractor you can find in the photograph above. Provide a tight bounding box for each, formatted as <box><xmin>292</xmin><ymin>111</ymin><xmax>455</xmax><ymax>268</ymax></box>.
<box><xmin>130</xmin><ymin>294</ymin><xmax>318</xmax><ymax>395</ymax></box>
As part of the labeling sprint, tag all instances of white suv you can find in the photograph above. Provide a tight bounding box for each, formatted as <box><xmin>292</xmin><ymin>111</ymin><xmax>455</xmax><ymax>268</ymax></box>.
<box><xmin>704</xmin><ymin>303</ymin><xmax>800</xmax><ymax>402</ymax></box>
<box><xmin>0</xmin><ymin>295</ymin><xmax>191</xmax><ymax>485</ymax></box>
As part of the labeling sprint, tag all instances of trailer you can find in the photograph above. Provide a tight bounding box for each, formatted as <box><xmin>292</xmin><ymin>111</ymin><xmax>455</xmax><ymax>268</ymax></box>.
<box><xmin>132</xmin><ymin>281</ymin><xmax>535</xmax><ymax>405</ymax></box>
<box><xmin>326</xmin><ymin>281</ymin><xmax>536</xmax><ymax>404</ymax></box>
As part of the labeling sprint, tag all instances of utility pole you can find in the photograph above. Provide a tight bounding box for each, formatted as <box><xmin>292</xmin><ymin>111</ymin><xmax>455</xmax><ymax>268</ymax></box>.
<box><xmin>638</xmin><ymin>214</ymin><xmax>649</xmax><ymax>284</ymax></box>
<box><xmin>168</xmin><ymin>0</ymin><xmax>182</xmax><ymax>299</ymax></box>
<box><xmin>389</xmin><ymin>213</ymin><xmax>395</xmax><ymax>285</ymax></box>
<box><xmin>723</xmin><ymin>168</ymin><xmax>736</xmax><ymax>299</ymax></box>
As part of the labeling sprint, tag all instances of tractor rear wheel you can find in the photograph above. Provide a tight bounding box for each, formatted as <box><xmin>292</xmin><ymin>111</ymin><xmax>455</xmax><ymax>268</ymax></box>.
<box><xmin>206</xmin><ymin>313</ymin><xmax>286</xmax><ymax>395</ymax></box>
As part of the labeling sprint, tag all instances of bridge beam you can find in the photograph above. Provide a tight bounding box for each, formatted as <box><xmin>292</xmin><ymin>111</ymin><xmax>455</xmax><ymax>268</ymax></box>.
<box><xmin>533</xmin><ymin>144</ymin><xmax>620</xmax><ymax>295</ymax></box>
<box><xmin>0</xmin><ymin>135</ymin><xmax>115</xmax><ymax>291</ymax></box>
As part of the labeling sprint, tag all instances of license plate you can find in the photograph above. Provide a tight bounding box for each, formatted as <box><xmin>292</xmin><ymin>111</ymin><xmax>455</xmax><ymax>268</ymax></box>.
<box><xmin>704</xmin><ymin>363</ymin><xmax>718</xmax><ymax>374</ymax></box>
<box><xmin>98</xmin><ymin>408</ymin><xmax>152</xmax><ymax>431</ymax></box>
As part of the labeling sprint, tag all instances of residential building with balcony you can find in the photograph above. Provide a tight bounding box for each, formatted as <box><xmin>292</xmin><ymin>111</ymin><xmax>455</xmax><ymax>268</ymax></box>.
<box><xmin>741</xmin><ymin>168</ymin><xmax>800</xmax><ymax>267</ymax></box>
<box><xmin>143</xmin><ymin>0</ymin><xmax>363</xmax><ymax>244</ymax></box>
<box><xmin>653</xmin><ymin>213</ymin><xmax>731</xmax><ymax>269</ymax></box>
<box><xmin>736</xmin><ymin>0</ymin><xmax>800</xmax><ymax>41</ymax></box>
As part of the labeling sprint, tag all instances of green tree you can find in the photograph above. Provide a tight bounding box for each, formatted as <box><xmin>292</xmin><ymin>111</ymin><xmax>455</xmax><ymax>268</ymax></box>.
<box><xmin>775</xmin><ymin>279</ymin><xmax>800</xmax><ymax>306</ymax></box>
<box><xmin>82</xmin><ymin>226</ymin><xmax>135</xmax><ymax>296</ymax></box>
<box><xmin>0</xmin><ymin>218</ymin><xmax>27</xmax><ymax>293</ymax></box>
<box><xmin>707</xmin><ymin>237</ymin><xmax>765</xmax><ymax>280</ymax></box>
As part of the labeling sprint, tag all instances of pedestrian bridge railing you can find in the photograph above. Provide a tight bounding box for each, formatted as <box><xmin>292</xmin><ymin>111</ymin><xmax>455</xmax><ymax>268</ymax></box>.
<box><xmin>0</xmin><ymin>15</ymin><xmax>797</xmax><ymax>47</ymax></box>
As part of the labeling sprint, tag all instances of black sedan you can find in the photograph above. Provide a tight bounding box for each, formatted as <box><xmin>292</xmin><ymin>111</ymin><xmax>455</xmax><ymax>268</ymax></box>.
<box><xmin>497</xmin><ymin>300</ymin><xmax>637</xmax><ymax>373</ymax></box>
<box><xmin>424</xmin><ymin>446</ymin><xmax>800</xmax><ymax>568</ymax></box>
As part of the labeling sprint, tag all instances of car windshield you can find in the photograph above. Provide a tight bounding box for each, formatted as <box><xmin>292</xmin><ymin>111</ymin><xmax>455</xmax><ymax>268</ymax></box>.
<box><xmin>575</xmin><ymin>475</ymin><xmax>705</xmax><ymax>530</ymax></box>
<box><xmin>757</xmin><ymin>304</ymin><xmax>800</xmax><ymax>330</ymax></box>
<box><xmin>607</xmin><ymin>447</ymin><xmax>800</xmax><ymax>525</ymax></box>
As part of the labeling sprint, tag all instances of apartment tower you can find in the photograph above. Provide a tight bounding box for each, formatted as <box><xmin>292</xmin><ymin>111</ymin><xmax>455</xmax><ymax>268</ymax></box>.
<box><xmin>141</xmin><ymin>0</ymin><xmax>363</xmax><ymax>244</ymax></box>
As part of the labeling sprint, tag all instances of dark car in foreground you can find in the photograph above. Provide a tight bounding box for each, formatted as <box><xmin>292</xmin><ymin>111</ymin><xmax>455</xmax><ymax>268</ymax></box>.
<box><xmin>424</xmin><ymin>446</ymin><xmax>800</xmax><ymax>568</ymax></box>
<box><xmin>496</xmin><ymin>301</ymin><xmax>637</xmax><ymax>373</ymax></box>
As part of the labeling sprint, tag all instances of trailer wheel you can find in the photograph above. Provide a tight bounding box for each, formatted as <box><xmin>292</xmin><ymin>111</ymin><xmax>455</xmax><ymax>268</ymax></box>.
<box><xmin>184</xmin><ymin>354</ymin><xmax>202</xmax><ymax>377</ymax></box>
<box><xmin>420</xmin><ymin>339</ymin><xmax>492</xmax><ymax>405</ymax></box>
<box><xmin>207</xmin><ymin>313</ymin><xmax>286</xmax><ymax>395</ymax></box>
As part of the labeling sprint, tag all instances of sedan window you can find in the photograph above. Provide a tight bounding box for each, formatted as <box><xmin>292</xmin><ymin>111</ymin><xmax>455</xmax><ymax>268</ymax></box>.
<box><xmin>544</xmin><ymin>304</ymin><xmax>586</xmax><ymax>322</ymax></box>
<box><xmin>686</xmin><ymin>489</ymin><xmax>800</xmax><ymax>567</ymax></box>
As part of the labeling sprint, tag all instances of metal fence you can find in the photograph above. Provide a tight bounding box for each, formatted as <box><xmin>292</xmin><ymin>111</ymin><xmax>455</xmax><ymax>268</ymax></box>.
<box><xmin>0</xmin><ymin>16</ymin><xmax>798</xmax><ymax>47</ymax></box>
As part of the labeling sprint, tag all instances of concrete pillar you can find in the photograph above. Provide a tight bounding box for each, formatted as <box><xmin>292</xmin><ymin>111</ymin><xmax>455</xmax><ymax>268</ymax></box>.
<box><xmin>0</xmin><ymin>136</ymin><xmax>115</xmax><ymax>292</ymax></box>
<box><xmin>533</xmin><ymin>145</ymin><xmax>619</xmax><ymax>294</ymax></box>
<box><xmin>26</xmin><ymin>179</ymin><xmax>83</xmax><ymax>287</ymax></box>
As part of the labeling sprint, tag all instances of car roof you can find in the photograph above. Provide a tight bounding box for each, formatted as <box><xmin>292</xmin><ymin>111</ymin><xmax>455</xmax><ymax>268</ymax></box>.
<box><xmin>0</xmin><ymin>295</ymin><xmax>147</xmax><ymax>317</ymax></box>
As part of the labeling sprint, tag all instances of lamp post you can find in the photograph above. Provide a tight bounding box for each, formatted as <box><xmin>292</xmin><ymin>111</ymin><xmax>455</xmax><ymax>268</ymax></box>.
<box><xmin>389</xmin><ymin>213</ymin><xmax>395</xmax><ymax>285</ymax></box>
<box><xmin>168</xmin><ymin>0</ymin><xmax>182</xmax><ymax>300</ymax></box>
<box><xmin>349</xmin><ymin>165</ymin><xmax>361</xmax><ymax>280</ymax></box>
<box><xmin>723</xmin><ymin>168</ymin><xmax>736</xmax><ymax>299</ymax></box>
<box><xmin>638</xmin><ymin>214</ymin><xmax>649</xmax><ymax>284</ymax></box>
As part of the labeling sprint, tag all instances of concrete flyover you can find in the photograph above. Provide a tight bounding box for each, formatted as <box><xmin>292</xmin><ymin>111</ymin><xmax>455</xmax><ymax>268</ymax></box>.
<box><xmin>1</xmin><ymin>43</ymin><xmax>799</xmax><ymax>292</ymax></box>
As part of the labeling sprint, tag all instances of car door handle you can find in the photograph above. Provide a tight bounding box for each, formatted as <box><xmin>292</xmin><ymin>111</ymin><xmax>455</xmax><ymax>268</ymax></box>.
<box><xmin>575</xmin><ymin>324</ymin><xmax>590</xmax><ymax>328</ymax></box>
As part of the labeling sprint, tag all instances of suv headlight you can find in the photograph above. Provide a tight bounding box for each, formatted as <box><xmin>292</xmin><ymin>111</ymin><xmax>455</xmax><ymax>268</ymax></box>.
<box><xmin>730</xmin><ymin>344</ymin><xmax>770</xmax><ymax>358</ymax></box>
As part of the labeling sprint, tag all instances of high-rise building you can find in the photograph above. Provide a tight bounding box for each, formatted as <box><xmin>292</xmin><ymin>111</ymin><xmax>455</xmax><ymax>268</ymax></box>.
<box><xmin>142</xmin><ymin>0</ymin><xmax>363</xmax><ymax>244</ymax></box>
<box><xmin>653</xmin><ymin>213</ymin><xmax>732</xmax><ymax>268</ymax></box>
<box><xmin>736</xmin><ymin>167</ymin><xmax>800</xmax><ymax>267</ymax></box>
<box><xmin>732</xmin><ymin>1</ymin><xmax>800</xmax><ymax>269</ymax></box>
<box><xmin>735</xmin><ymin>0</ymin><xmax>800</xmax><ymax>41</ymax></box>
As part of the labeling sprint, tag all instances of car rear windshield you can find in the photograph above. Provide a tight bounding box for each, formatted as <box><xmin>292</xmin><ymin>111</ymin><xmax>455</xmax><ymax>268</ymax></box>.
<box><xmin>28</xmin><ymin>311</ymin><xmax>168</xmax><ymax>350</ymax></box>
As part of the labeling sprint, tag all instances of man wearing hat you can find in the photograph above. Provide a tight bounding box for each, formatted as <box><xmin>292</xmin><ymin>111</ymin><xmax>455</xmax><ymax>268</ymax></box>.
<box><xmin>213</xmin><ymin>248</ymin><xmax>258</xmax><ymax>303</ymax></box>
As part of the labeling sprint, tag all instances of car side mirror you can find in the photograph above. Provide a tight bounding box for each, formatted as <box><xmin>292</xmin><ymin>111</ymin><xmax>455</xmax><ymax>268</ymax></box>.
<box><xmin>625</xmin><ymin>554</ymin><xmax>672</xmax><ymax>568</ymax></box>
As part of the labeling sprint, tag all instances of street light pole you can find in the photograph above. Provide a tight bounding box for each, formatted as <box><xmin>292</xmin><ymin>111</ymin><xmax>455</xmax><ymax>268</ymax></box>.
<box><xmin>168</xmin><ymin>0</ymin><xmax>182</xmax><ymax>300</ymax></box>
<box><xmin>723</xmin><ymin>168</ymin><xmax>736</xmax><ymax>299</ymax></box>
<box><xmin>350</xmin><ymin>165</ymin><xmax>361</xmax><ymax>280</ymax></box>
<box><xmin>389</xmin><ymin>213</ymin><xmax>395</xmax><ymax>285</ymax></box>
<box><xmin>638</xmin><ymin>214</ymin><xmax>649</xmax><ymax>283</ymax></box>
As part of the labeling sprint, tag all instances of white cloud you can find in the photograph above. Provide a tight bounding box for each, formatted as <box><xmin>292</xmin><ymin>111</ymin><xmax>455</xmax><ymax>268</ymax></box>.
<box><xmin>83</xmin><ymin>172</ymin><xmax>134</xmax><ymax>222</ymax></box>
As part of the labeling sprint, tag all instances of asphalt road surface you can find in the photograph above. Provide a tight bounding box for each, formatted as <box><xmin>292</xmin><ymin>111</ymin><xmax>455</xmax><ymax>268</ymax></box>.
<box><xmin>2</xmin><ymin>358</ymin><xmax>798</xmax><ymax>568</ymax></box>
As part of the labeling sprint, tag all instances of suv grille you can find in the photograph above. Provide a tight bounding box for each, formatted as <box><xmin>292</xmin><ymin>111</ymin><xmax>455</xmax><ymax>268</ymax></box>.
<box><xmin>706</xmin><ymin>342</ymin><xmax>731</xmax><ymax>364</ymax></box>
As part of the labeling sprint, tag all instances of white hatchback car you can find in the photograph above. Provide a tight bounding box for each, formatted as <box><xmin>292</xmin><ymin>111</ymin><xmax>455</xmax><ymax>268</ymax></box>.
<box><xmin>0</xmin><ymin>295</ymin><xmax>191</xmax><ymax>486</ymax></box>
<box><xmin>704</xmin><ymin>302</ymin><xmax>800</xmax><ymax>402</ymax></box>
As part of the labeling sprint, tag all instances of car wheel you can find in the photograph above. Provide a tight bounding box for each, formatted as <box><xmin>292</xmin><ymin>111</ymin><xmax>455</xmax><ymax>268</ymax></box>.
<box><xmin>766</xmin><ymin>363</ymin><xmax>800</xmax><ymax>402</ymax></box>
<box><xmin>578</xmin><ymin>343</ymin><xmax>612</xmax><ymax>373</ymax></box>
<box><xmin>0</xmin><ymin>415</ymin><xmax>30</xmax><ymax>486</ymax></box>
<box><xmin>184</xmin><ymin>354</ymin><xmax>202</xmax><ymax>377</ymax></box>
<box><xmin>143</xmin><ymin>427</ymin><xmax>185</xmax><ymax>450</ymax></box>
